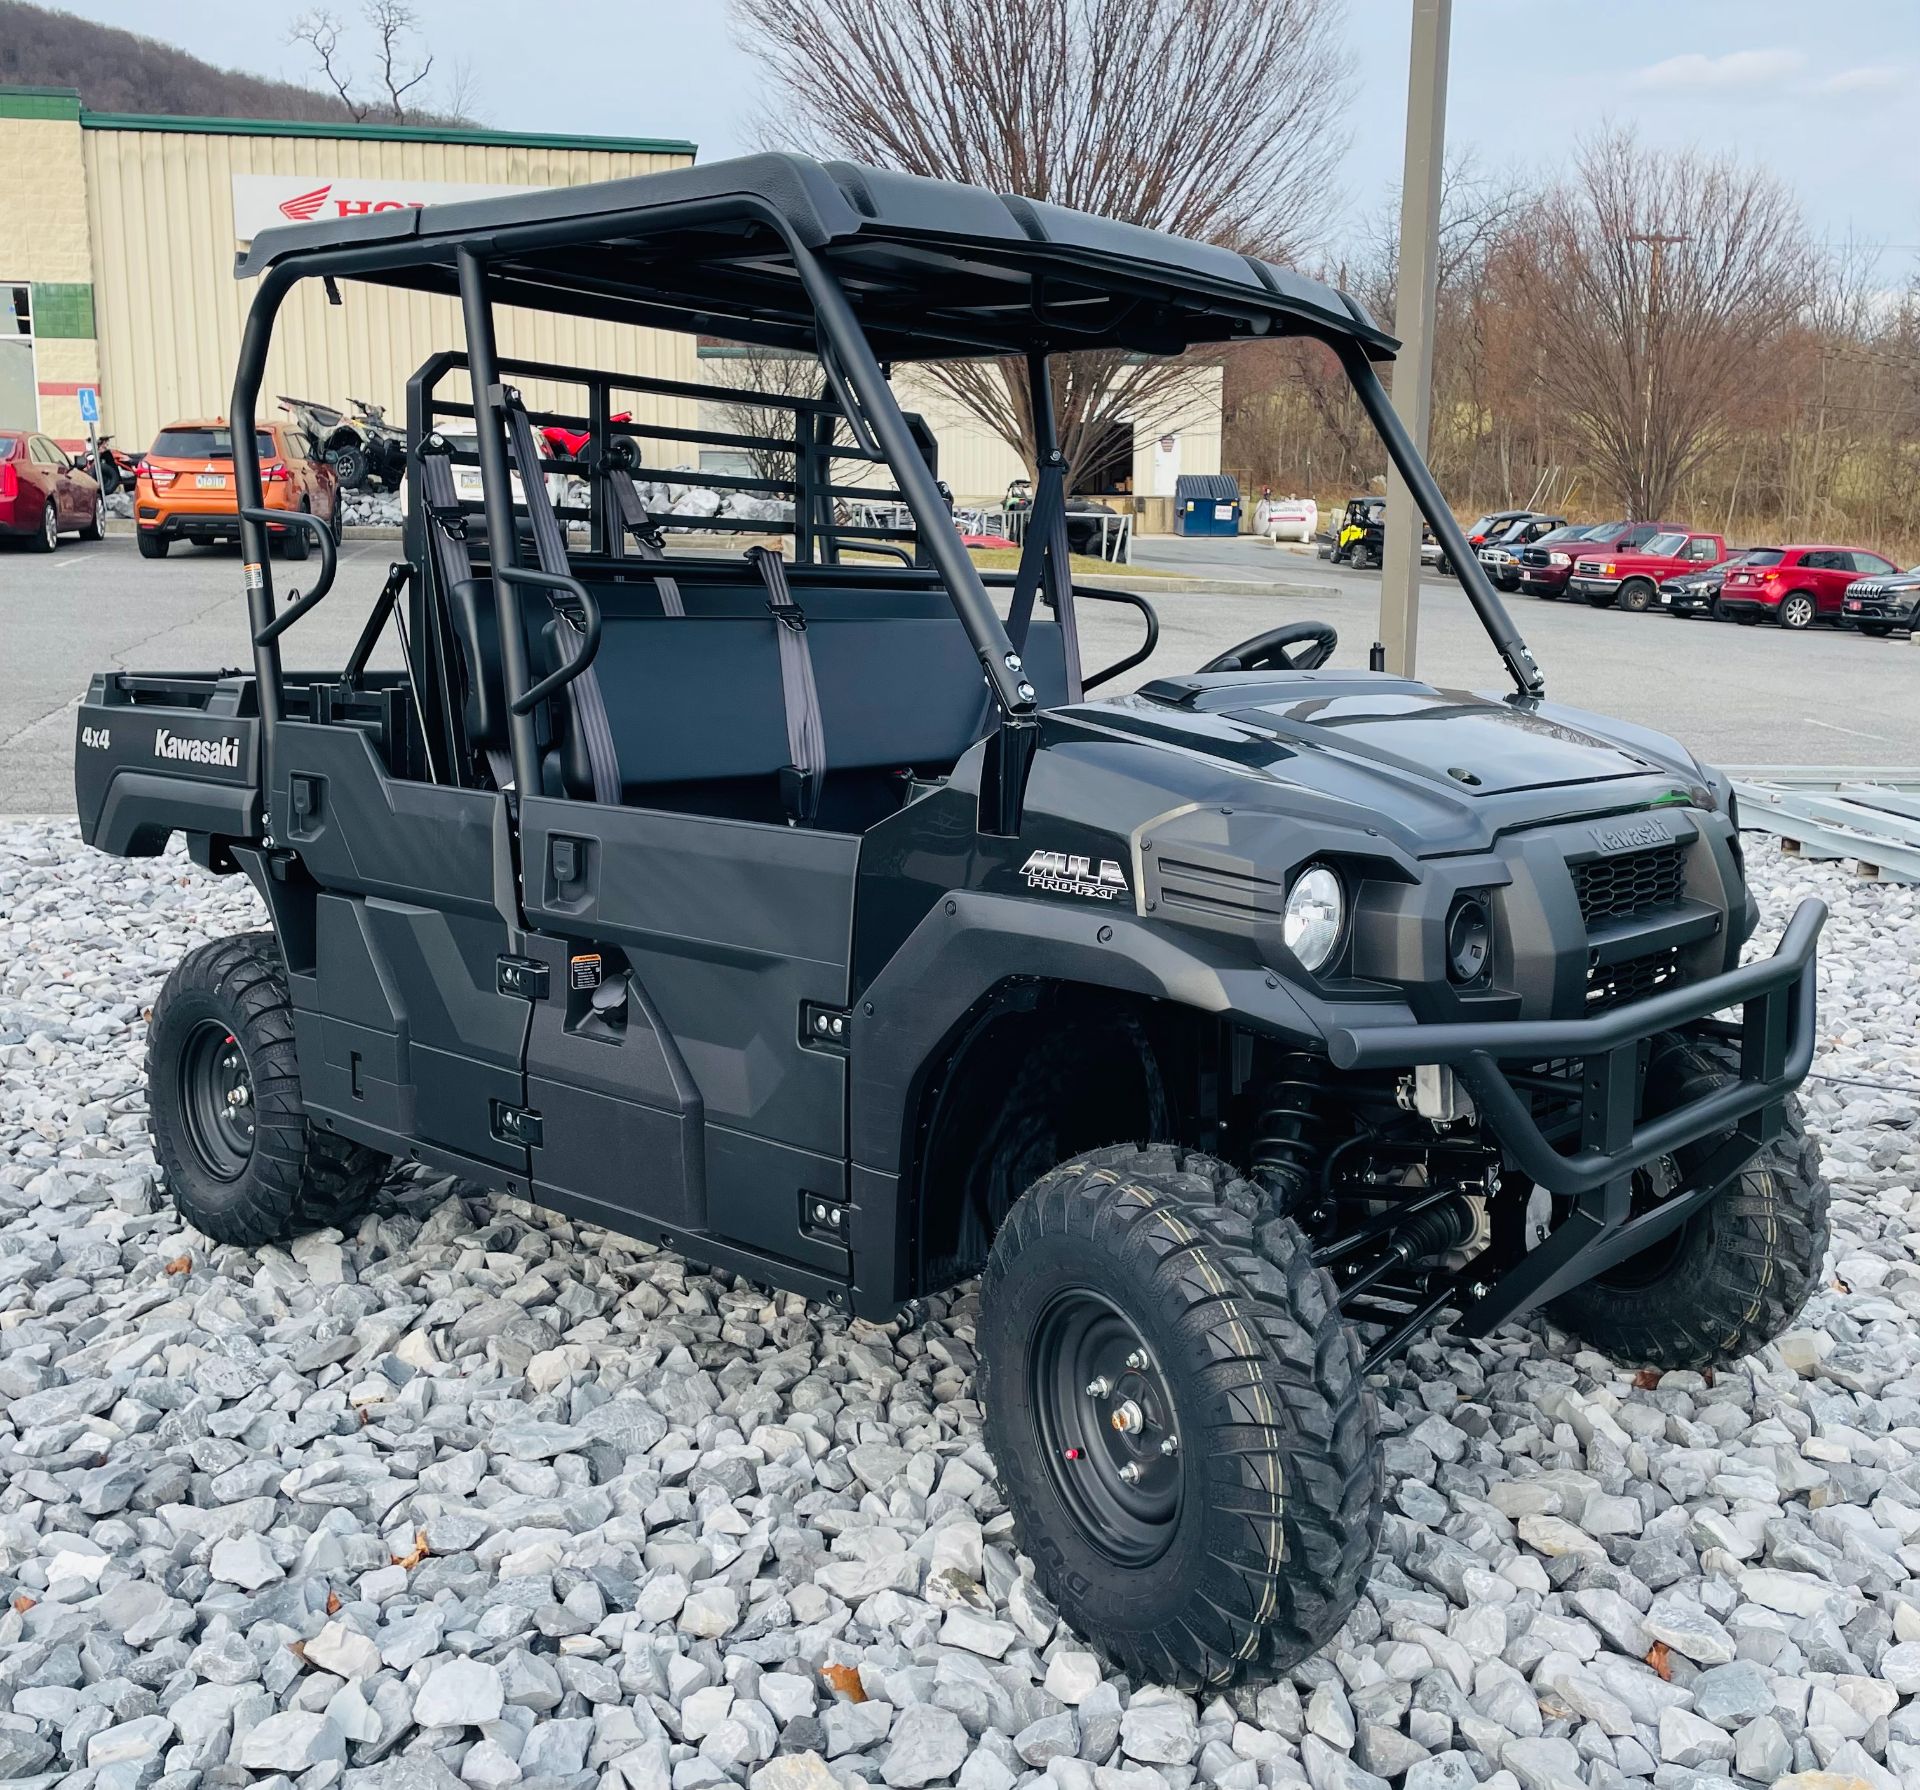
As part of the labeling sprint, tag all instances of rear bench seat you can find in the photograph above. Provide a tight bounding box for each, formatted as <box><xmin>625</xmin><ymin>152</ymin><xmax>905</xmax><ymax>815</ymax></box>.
<box><xmin>450</xmin><ymin>566</ymin><xmax>1070</xmax><ymax>828</ymax></box>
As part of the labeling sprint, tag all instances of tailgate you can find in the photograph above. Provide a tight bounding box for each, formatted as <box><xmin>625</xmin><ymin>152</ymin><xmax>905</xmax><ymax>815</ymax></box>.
<box><xmin>74</xmin><ymin>672</ymin><xmax>263</xmax><ymax>857</ymax></box>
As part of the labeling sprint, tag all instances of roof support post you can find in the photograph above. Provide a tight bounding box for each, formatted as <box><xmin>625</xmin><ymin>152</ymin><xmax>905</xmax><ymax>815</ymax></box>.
<box><xmin>230</xmin><ymin>270</ymin><xmax>290</xmax><ymax>738</ymax></box>
<box><xmin>787</xmin><ymin>243</ymin><xmax>1034</xmax><ymax>724</ymax></box>
<box><xmin>1378</xmin><ymin>0</ymin><xmax>1450</xmax><ymax>682</ymax></box>
<box><xmin>1340</xmin><ymin>342</ymin><xmax>1544</xmax><ymax>699</ymax></box>
<box><xmin>457</xmin><ymin>244</ymin><xmax>542</xmax><ymax>796</ymax></box>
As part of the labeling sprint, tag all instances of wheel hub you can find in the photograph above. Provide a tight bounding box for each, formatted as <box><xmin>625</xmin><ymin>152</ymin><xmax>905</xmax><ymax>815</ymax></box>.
<box><xmin>180</xmin><ymin>1021</ymin><xmax>257</xmax><ymax>1181</ymax></box>
<box><xmin>1030</xmin><ymin>1289</ymin><xmax>1183</xmax><ymax>1566</ymax></box>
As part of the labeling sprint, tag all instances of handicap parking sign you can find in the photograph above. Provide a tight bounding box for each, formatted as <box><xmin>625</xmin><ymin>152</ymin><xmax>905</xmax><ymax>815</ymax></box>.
<box><xmin>78</xmin><ymin>387</ymin><xmax>99</xmax><ymax>423</ymax></box>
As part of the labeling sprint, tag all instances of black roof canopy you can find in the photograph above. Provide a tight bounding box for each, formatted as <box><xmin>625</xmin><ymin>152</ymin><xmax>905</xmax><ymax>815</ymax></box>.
<box><xmin>236</xmin><ymin>152</ymin><xmax>1396</xmax><ymax>364</ymax></box>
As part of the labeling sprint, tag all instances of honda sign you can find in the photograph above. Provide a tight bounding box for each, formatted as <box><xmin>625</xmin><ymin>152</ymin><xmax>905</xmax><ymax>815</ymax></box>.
<box><xmin>231</xmin><ymin>174</ymin><xmax>546</xmax><ymax>241</ymax></box>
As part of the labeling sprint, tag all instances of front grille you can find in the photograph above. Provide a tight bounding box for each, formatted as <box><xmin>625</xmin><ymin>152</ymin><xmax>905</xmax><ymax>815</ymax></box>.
<box><xmin>1586</xmin><ymin>946</ymin><xmax>1681</xmax><ymax>1012</ymax></box>
<box><xmin>1520</xmin><ymin>547</ymin><xmax>1550</xmax><ymax>567</ymax></box>
<box><xmin>1572</xmin><ymin>843</ymin><xmax>1686</xmax><ymax>924</ymax></box>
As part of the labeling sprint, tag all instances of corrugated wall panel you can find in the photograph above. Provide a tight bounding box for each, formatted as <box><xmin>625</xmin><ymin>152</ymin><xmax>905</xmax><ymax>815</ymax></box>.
<box><xmin>82</xmin><ymin>128</ymin><xmax>700</xmax><ymax>456</ymax></box>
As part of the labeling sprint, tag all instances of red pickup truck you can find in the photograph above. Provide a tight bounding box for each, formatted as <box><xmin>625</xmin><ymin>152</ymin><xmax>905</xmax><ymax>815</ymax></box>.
<box><xmin>1515</xmin><ymin>520</ymin><xmax>1683</xmax><ymax>599</ymax></box>
<box><xmin>1568</xmin><ymin>529</ymin><xmax>1725</xmax><ymax>610</ymax></box>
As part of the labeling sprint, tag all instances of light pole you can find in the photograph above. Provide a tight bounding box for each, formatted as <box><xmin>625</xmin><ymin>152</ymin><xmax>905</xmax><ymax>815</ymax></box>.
<box><xmin>1624</xmin><ymin>231</ymin><xmax>1689</xmax><ymax>518</ymax></box>
<box><xmin>1378</xmin><ymin>0</ymin><xmax>1451</xmax><ymax>679</ymax></box>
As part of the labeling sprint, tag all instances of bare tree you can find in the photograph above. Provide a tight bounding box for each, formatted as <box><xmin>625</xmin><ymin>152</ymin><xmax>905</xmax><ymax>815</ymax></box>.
<box><xmin>704</xmin><ymin>348</ymin><xmax>826</xmax><ymax>485</ymax></box>
<box><xmin>288</xmin><ymin>2</ymin><xmax>466</xmax><ymax>124</ymax></box>
<box><xmin>729</xmin><ymin>0</ymin><xmax>1354</xmax><ymax>485</ymax></box>
<box><xmin>1509</xmin><ymin>129</ymin><xmax>1817</xmax><ymax>520</ymax></box>
<box><xmin>288</xmin><ymin>11</ymin><xmax>368</xmax><ymax>120</ymax></box>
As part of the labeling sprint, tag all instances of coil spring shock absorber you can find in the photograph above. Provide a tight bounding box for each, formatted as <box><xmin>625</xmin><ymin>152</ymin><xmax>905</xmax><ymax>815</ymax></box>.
<box><xmin>1250</xmin><ymin>1052</ymin><xmax>1334</xmax><ymax>1216</ymax></box>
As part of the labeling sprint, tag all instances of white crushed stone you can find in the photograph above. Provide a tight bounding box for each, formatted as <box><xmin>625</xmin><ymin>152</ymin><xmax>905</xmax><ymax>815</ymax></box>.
<box><xmin>0</xmin><ymin>818</ymin><xmax>1916</xmax><ymax>1790</ymax></box>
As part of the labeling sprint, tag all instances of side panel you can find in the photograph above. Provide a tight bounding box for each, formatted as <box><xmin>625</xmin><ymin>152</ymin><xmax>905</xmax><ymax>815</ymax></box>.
<box><xmin>518</xmin><ymin>796</ymin><xmax>858</xmax><ymax>1272</ymax></box>
<box><xmin>272</xmin><ymin>721</ymin><xmax>527</xmax><ymax>1174</ymax></box>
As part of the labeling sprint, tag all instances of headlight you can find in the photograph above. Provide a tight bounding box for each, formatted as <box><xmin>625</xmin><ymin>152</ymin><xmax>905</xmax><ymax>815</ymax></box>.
<box><xmin>1548</xmin><ymin>552</ymin><xmax>1570</xmax><ymax>567</ymax></box>
<box><xmin>1283</xmin><ymin>865</ymin><xmax>1344</xmax><ymax>972</ymax></box>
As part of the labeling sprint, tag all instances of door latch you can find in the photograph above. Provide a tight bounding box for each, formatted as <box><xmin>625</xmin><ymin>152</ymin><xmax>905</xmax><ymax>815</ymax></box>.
<box><xmin>490</xmin><ymin>1101</ymin><xmax>544</xmax><ymax>1148</ymax></box>
<box><xmin>800</xmin><ymin>1002</ymin><xmax>851</xmax><ymax>1052</ymax></box>
<box><xmin>496</xmin><ymin>955</ymin><xmax>550</xmax><ymax>1000</ymax></box>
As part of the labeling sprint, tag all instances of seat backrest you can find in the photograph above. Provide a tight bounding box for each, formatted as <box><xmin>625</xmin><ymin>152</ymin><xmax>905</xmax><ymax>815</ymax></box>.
<box><xmin>576</xmin><ymin>605</ymin><xmax>1069</xmax><ymax>789</ymax></box>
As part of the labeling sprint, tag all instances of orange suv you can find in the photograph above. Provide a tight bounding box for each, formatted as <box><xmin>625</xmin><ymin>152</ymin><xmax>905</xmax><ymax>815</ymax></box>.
<box><xmin>136</xmin><ymin>420</ymin><xmax>338</xmax><ymax>560</ymax></box>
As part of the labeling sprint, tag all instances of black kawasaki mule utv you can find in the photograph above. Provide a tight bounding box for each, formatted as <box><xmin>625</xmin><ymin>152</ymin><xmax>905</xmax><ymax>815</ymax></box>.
<box><xmin>74</xmin><ymin>155</ymin><xmax>1827</xmax><ymax>1689</ymax></box>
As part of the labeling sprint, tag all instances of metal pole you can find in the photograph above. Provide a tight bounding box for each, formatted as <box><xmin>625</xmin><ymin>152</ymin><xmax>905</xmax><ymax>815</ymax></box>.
<box><xmin>1378</xmin><ymin>0</ymin><xmax>1451</xmax><ymax>678</ymax></box>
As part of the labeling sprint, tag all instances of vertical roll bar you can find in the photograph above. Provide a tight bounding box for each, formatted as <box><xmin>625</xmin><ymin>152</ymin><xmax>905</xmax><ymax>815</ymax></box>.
<box><xmin>457</xmin><ymin>245</ymin><xmax>543</xmax><ymax>796</ymax></box>
<box><xmin>1337</xmin><ymin>341</ymin><xmax>1545</xmax><ymax>700</ymax></box>
<box><xmin>1025</xmin><ymin>352</ymin><xmax>1083</xmax><ymax>704</ymax></box>
<box><xmin>789</xmin><ymin>244</ymin><xmax>1034</xmax><ymax>721</ymax></box>
<box><xmin>229</xmin><ymin>270</ymin><xmax>293</xmax><ymax>737</ymax></box>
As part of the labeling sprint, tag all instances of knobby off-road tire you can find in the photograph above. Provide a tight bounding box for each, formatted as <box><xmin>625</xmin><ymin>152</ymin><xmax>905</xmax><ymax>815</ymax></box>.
<box><xmin>149</xmin><ymin>932</ymin><xmax>388</xmax><ymax>1246</ymax></box>
<box><xmin>979</xmin><ymin>1144</ymin><xmax>1380</xmax><ymax>1689</ymax></box>
<box><xmin>1546</xmin><ymin>1036</ymin><xmax>1829</xmax><ymax>1371</ymax></box>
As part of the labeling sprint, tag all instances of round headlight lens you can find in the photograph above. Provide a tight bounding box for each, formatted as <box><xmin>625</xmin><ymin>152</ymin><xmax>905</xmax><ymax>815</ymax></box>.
<box><xmin>1283</xmin><ymin>865</ymin><xmax>1344</xmax><ymax>972</ymax></box>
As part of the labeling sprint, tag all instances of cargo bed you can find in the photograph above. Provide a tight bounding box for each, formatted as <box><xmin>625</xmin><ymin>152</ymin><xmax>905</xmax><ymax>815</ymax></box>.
<box><xmin>75</xmin><ymin>669</ymin><xmax>415</xmax><ymax>867</ymax></box>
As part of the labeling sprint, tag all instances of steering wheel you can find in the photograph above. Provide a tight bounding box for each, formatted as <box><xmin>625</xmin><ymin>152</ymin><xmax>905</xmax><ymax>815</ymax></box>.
<box><xmin>1198</xmin><ymin>621</ymin><xmax>1338</xmax><ymax>674</ymax></box>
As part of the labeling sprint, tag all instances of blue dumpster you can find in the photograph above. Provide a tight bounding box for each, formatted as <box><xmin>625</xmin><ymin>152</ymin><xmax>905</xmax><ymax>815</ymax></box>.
<box><xmin>1174</xmin><ymin>473</ymin><xmax>1241</xmax><ymax>537</ymax></box>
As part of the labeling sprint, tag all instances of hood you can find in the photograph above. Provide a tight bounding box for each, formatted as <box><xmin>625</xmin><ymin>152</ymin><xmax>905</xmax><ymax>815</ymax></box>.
<box><xmin>1078</xmin><ymin>673</ymin><xmax>1702</xmax><ymax>854</ymax></box>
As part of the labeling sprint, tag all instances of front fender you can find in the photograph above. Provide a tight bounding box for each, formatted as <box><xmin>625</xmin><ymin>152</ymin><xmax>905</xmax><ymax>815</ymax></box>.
<box><xmin>848</xmin><ymin>887</ymin><xmax>1397</xmax><ymax>1175</ymax></box>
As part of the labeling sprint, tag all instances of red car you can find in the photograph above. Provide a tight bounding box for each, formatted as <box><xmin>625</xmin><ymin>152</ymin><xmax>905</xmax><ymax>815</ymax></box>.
<box><xmin>1567</xmin><ymin>529</ymin><xmax>1725</xmax><ymax>611</ymax></box>
<box><xmin>1514</xmin><ymin>520</ymin><xmax>1684</xmax><ymax>599</ymax></box>
<box><xmin>0</xmin><ymin>431</ymin><xmax>105</xmax><ymax>551</ymax></box>
<box><xmin>1716</xmin><ymin>545</ymin><xmax>1901</xmax><ymax>630</ymax></box>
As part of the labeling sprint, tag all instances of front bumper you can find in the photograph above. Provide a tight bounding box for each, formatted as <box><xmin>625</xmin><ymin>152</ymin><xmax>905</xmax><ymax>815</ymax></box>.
<box><xmin>1568</xmin><ymin>576</ymin><xmax>1621</xmax><ymax>599</ymax></box>
<box><xmin>1843</xmin><ymin>598</ymin><xmax>1915</xmax><ymax>629</ymax></box>
<box><xmin>1517</xmin><ymin>572</ymin><xmax>1569</xmax><ymax>594</ymax></box>
<box><xmin>1325</xmin><ymin>897</ymin><xmax>1824</xmax><ymax>1331</ymax></box>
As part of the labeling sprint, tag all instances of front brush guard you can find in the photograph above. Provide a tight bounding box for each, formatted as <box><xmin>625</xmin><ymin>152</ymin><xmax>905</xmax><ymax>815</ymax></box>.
<box><xmin>1325</xmin><ymin>898</ymin><xmax>1825</xmax><ymax>1336</ymax></box>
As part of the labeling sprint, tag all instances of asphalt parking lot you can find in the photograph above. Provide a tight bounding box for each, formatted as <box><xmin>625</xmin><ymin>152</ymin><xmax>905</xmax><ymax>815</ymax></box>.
<box><xmin>1</xmin><ymin>529</ymin><xmax>1914</xmax><ymax>814</ymax></box>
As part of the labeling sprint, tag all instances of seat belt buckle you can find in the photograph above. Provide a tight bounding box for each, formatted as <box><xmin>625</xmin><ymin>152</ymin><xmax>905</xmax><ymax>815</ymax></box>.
<box><xmin>767</xmin><ymin>598</ymin><xmax>807</xmax><ymax>633</ymax></box>
<box><xmin>780</xmin><ymin>764</ymin><xmax>819</xmax><ymax>821</ymax></box>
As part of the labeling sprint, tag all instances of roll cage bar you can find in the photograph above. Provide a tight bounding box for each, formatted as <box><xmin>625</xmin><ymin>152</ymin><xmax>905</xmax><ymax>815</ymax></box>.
<box><xmin>225</xmin><ymin>155</ymin><xmax>1546</xmax><ymax>805</ymax></box>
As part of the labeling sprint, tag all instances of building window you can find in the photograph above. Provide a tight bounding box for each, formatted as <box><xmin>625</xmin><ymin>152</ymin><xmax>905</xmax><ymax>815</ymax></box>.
<box><xmin>0</xmin><ymin>284</ymin><xmax>35</xmax><ymax>432</ymax></box>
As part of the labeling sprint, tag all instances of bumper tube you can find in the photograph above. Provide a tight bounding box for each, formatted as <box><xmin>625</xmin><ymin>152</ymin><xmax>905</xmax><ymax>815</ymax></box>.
<box><xmin>1325</xmin><ymin>898</ymin><xmax>1825</xmax><ymax>1335</ymax></box>
<box><xmin>1327</xmin><ymin>897</ymin><xmax>1824</xmax><ymax>1202</ymax></box>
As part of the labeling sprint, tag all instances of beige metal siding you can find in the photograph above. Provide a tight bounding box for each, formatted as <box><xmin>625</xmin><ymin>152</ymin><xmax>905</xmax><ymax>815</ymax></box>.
<box><xmin>82</xmin><ymin>128</ymin><xmax>701</xmax><ymax>454</ymax></box>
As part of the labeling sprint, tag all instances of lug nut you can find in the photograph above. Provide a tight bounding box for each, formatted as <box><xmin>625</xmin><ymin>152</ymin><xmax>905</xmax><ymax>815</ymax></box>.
<box><xmin>1085</xmin><ymin>1376</ymin><xmax>1111</xmax><ymax>1399</ymax></box>
<box><xmin>1118</xmin><ymin>1462</ymin><xmax>1141</xmax><ymax>1485</ymax></box>
<box><xmin>1125</xmin><ymin>1348</ymin><xmax>1149</xmax><ymax>1371</ymax></box>
<box><xmin>1109</xmin><ymin>1399</ymin><xmax>1144</xmax><ymax>1435</ymax></box>
<box><xmin>1159</xmin><ymin>1434</ymin><xmax>1179</xmax><ymax>1457</ymax></box>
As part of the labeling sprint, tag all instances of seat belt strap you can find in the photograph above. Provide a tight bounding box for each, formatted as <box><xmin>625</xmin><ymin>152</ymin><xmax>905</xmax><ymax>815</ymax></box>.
<box><xmin>606</xmin><ymin>465</ymin><xmax>686</xmax><ymax>617</ymax></box>
<box><xmin>746</xmin><ymin>545</ymin><xmax>825</xmax><ymax>826</ymax></box>
<box><xmin>501</xmin><ymin>393</ymin><xmax>622</xmax><ymax>807</ymax></box>
<box><xmin>1006</xmin><ymin>459</ymin><xmax>1064</xmax><ymax>651</ymax></box>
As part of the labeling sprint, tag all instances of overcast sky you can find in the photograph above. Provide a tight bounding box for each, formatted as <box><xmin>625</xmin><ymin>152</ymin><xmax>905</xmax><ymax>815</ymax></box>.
<box><xmin>72</xmin><ymin>0</ymin><xmax>1920</xmax><ymax>272</ymax></box>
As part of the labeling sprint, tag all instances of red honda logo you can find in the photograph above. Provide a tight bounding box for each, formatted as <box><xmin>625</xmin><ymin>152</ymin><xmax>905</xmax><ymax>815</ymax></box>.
<box><xmin>278</xmin><ymin>183</ymin><xmax>332</xmax><ymax>223</ymax></box>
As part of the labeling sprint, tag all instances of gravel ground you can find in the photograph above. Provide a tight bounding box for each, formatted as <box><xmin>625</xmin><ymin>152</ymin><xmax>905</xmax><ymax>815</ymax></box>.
<box><xmin>1</xmin><ymin>820</ymin><xmax>1916</xmax><ymax>1790</ymax></box>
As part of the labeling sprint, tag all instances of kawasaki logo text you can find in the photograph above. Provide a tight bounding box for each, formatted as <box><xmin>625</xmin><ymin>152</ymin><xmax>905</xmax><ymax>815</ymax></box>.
<box><xmin>154</xmin><ymin>728</ymin><xmax>240</xmax><ymax>769</ymax></box>
<box><xmin>1021</xmin><ymin>850</ymin><xmax>1128</xmax><ymax>900</ymax></box>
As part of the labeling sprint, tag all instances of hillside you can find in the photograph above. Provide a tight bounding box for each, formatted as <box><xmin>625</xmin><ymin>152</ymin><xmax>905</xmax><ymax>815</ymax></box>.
<box><xmin>0</xmin><ymin>2</ymin><xmax>444</xmax><ymax>124</ymax></box>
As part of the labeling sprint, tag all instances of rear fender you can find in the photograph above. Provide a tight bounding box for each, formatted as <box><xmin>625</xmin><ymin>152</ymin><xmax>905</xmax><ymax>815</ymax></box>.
<box><xmin>73</xmin><ymin>680</ymin><xmax>261</xmax><ymax>858</ymax></box>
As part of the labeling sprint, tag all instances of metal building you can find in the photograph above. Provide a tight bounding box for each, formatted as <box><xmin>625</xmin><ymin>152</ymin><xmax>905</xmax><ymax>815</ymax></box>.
<box><xmin>0</xmin><ymin>86</ymin><xmax>698</xmax><ymax>452</ymax></box>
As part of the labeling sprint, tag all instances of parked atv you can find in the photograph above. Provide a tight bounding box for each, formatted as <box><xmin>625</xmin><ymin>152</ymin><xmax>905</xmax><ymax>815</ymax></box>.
<box><xmin>1329</xmin><ymin>493</ymin><xmax>1386</xmax><ymax>567</ymax></box>
<box><xmin>78</xmin><ymin>154</ymin><xmax>1827</xmax><ymax>1691</ymax></box>
<box><xmin>276</xmin><ymin>395</ymin><xmax>406</xmax><ymax>492</ymax></box>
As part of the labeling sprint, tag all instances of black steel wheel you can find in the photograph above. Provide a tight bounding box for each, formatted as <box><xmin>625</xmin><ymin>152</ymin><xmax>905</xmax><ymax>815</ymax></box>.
<box><xmin>149</xmin><ymin>932</ymin><xmax>388</xmax><ymax>1246</ymax></box>
<box><xmin>1028</xmin><ymin>1288</ymin><xmax>1183</xmax><ymax>1569</ymax></box>
<box><xmin>979</xmin><ymin>1144</ymin><xmax>1380</xmax><ymax>1689</ymax></box>
<box><xmin>177</xmin><ymin>1019</ymin><xmax>257</xmax><ymax>1181</ymax></box>
<box><xmin>1545</xmin><ymin>1035</ymin><xmax>1829</xmax><ymax>1369</ymax></box>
